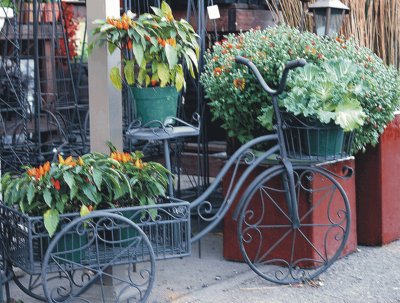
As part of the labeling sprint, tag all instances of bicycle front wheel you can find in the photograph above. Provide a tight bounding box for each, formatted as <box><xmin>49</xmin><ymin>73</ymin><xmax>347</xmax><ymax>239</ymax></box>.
<box><xmin>237</xmin><ymin>166</ymin><xmax>351</xmax><ymax>284</ymax></box>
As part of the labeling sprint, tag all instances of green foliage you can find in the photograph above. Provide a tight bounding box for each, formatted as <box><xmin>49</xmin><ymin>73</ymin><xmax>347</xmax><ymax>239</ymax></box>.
<box><xmin>271</xmin><ymin>59</ymin><xmax>367</xmax><ymax>132</ymax></box>
<box><xmin>201</xmin><ymin>25</ymin><xmax>400</xmax><ymax>152</ymax></box>
<box><xmin>89</xmin><ymin>2</ymin><xmax>199</xmax><ymax>91</ymax></box>
<box><xmin>1</xmin><ymin>150</ymin><xmax>170</xmax><ymax>236</ymax></box>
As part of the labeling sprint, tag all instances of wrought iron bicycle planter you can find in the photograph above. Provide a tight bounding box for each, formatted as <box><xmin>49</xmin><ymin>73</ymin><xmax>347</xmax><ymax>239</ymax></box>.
<box><xmin>0</xmin><ymin>57</ymin><xmax>354</xmax><ymax>302</ymax></box>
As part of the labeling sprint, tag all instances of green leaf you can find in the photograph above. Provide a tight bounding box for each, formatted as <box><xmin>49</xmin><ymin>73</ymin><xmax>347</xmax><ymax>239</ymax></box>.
<box><xmin>92</xmin><ymin>168</ymin><xmax>103</xmax><ymax>190</ymax></box>
<box><xmin>165</xmin><ymin>44</ymin><xmax>178</xmax><ymax>69</ymax></box>
<box><xmin>70</xmin><ymin>185</ymin><xmax>78</xmax><ymax>200</ymax></box>
<box><xmin>44</xmin><ymin>209</ymin><xmax>60</xmax><ymax>237</ymax></box>
<box><xmin>334</xmin><ymin>99</ymin><xmax>366</xmax><ymax>131</ymax></box>
<box><xmin>27</xmin><ymin>183</ymin><xmax>35</xmax><ymax>205</ymax></box>
<box><xmin>110</xmin><ymin>67</ymin><xmax>122</xmax><ymax>90</ymax></box>
<box><xmin>157</xmin><ymin>62</ymin><xmax>170</xmax><ymax>86</ymax></box>
<box><xmin>161</xmin><ymin>1</ymin><xmax>172</xmax><ymax>17</ymax></box>
<box><xmin>132</xmin><ymin>41</ymin><xmax>144</xmax><ymax>66</ymax></box>
<box><xmin>108</xmin><ymin>42</ymin><xmax>117</xmax><ymax>55</ymax></box>
<box><xmin>100</xmin><ymin>23</ymin><xmax>114</xmax><ymax>32</ymax></box>
<box><xmin>43</xmin><ymin>188</ymin><xmax>52</xmax><ymax>207</ymax></box>
<box><xmin>124</xmin><ymin>60</ymin><xmax>135</xmax><ymax>86</ymax></box>
<box><xmin>150</xmin><ymin>6</ymin><xmax>163</xmax><ymax>17</ymax></box>
<box><xmin>82</xmin><ymin>184</ymin><xmax>98</xmax><ymax>204</ymax></box>
<box><xmin>175</xmin><ymin>64</ymin><xmax>185</xmax><ymax>91</ymax></box>
<box><xmin>185</xmin><ymin>48</ymin><xmax>199</xmax><ymax>71</ymax></box>
<box><xmin>63</xmin><ymin>171</ymin><xmax>75</xmax><ymax>190</ymax></box>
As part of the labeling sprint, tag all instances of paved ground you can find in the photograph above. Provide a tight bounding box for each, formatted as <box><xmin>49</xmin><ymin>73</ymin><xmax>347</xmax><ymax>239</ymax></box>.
<box><xmin>7</xmin><ymin>232</ymin><xmax>400</xmax><ymax>303</ymax></box>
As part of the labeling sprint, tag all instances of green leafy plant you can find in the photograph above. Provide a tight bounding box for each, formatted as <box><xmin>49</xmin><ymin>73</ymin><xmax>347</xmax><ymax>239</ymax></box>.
<box><xmin>259</xmin><ymin>59</ymin><xmax>367</xmax><ymax>132</ymax></box>
<box><xmin>201</xmin><ymin>25</ymin><xmax>400</xmax><ymax>152</ymax></box>
<box><xmin>89</xmin><ymin>2</ymin><xmax>199</xmax><ymax>91</ymax></box>
<box><xmin>1</xmin><ymin>150</ymin><xmax>170</xmax><ymax>237</ymax></box>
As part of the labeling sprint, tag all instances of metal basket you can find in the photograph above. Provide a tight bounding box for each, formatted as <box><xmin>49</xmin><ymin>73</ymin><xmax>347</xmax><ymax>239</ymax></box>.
<box><xmin>0</xmin><ymin>202</ymin><xmax>191</xmax><ymax>275</ymax></box>
<box><xmin>280</xmin><ymin>112</ymin><xmax>354</xmax><ymax>162</ymax></box>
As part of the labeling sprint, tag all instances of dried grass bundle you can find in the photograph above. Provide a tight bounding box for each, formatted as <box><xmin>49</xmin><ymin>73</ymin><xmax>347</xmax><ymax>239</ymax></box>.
<box><xmin>268</xmin><ymin>0</ymin><xmax>400</xmax><ymax>68</ymax></box>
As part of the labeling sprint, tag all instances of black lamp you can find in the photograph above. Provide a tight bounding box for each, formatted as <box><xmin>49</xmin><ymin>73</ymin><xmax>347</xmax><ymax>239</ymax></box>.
<box><xmin>308</xmin><ymin>0</ymin><xmax>349</xmax><ymax>37</ymax></box>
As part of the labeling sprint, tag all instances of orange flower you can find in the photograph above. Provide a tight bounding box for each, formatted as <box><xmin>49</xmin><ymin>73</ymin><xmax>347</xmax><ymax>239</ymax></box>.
<box><xmin>311</xmin><ymin>48</ymin><xmax>317</xmax><ymax>55</ymax></box>
<box><xmin>213</xmin><ymin>67</ymin><xmax>222</xmax><ymax>76</ymax></box>
<box><xmin>233</xmin><ymin>78</ymin><xmax>246</xmax><ymax>90</ymax></box>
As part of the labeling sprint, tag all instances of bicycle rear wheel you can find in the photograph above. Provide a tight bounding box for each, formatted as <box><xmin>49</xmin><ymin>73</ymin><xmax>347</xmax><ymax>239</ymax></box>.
<box><xmin>237</xmin><ymin>166</ymin><xmax>351</xmax><ymax>284</ymax></box>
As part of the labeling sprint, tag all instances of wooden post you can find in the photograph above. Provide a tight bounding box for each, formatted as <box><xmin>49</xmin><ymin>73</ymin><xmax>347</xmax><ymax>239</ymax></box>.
<box><xmin>87</xmin><ymin>0</ymin><xmax>122</xmax><ymax>153</ymax></box>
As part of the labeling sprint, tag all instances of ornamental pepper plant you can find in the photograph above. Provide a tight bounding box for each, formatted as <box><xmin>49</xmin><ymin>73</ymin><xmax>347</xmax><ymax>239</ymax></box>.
<box><xmin>1</xmin><ymin>149</ymin><xmax>170</xmax><ymax>237</ymax></box>
<box><xmin>89</xmin><ymin>1</ymin><xmax>199</xmax><ymax>91</ymax></box>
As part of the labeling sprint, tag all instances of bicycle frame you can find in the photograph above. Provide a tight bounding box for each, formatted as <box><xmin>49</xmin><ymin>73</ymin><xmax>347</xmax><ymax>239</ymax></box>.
<box><xmin>188</xmin><ymin>56</ymin><xmax>307</xmax><ymax>243</ymax></box>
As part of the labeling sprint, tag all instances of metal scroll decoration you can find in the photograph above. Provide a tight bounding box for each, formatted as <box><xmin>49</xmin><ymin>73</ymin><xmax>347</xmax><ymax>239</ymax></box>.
<box><xmin>237</xmin><ymin>166</ymin><xmax>350</xmax><ymax>284</ymax></box>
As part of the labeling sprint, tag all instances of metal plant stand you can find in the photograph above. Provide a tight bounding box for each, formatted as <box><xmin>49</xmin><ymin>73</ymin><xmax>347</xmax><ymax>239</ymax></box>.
<box><xmin>0</xmin><ymin>57</ymin><xmax>353</xmax><ymax>301</ymax></box>
<box><xmin>0</xmin><ymin>0</ymin><xmax>86</xmax><ymax>174</ymax></box>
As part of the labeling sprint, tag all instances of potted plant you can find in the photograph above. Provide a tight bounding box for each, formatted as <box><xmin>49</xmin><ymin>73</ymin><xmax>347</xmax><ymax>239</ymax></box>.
<box><xmin>0</xmin><ymin>0</ymin><xmax>14</xmax><ymax>31</ymax></box>
<box><xmin>89</xmin><ymin>2</ymin><xmax>200</xmax><ymax>126</ymax></box>
<box><xmin>201</xmin><ymin>25</ymin><xmax>400</xmax><ymax>154</ymax></box>
<box><xmin>1</xmin><ymin>149</ymin><xmax>169</xmax><ymax>238</ymax></box>
<box><xmin>257</xmin><ymin>58</ymin><xmax>367</xmax><ymax>157</ymax></box>
<box><xmin>201</xmin><ymin>25</ymin><xmax>400</xmax><ymax>260</ymax></box>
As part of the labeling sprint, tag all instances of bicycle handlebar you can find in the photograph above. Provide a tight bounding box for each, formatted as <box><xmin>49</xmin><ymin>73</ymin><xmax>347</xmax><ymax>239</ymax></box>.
<box><xmin>235</xmin><ymin>56</ymin><xmax>306</xmax><ymax>96</ymax></box>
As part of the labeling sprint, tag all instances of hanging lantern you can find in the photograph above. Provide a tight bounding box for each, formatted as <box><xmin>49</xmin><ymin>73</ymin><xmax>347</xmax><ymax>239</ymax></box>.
<box><xmin>308</xmin><ymin>0</ymin><xmax>350</xmax><ymax>37</ymax></box>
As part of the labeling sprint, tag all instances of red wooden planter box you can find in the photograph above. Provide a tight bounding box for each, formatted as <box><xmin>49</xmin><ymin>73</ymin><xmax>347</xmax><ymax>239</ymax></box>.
<box><xmin>356</xmin><ymin>113</ymin><xmax>400</xmax><ymax>246</ymax></box>
<box><xmin>223</xmin><ymin>159</ymin><xmax>357</xmax><ymax>262</ymax></box>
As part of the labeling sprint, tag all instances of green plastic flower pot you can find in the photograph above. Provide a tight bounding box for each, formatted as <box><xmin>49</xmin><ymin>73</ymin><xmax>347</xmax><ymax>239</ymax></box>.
<box><xmin>131</xmin><ymin>86</ymin><xmax>179</xmax><ymax>126</ymax></box>
<box><xmin>302</xmin><ymin>124</ymin><xmax>344</xmax><ymax>156</ymax></box>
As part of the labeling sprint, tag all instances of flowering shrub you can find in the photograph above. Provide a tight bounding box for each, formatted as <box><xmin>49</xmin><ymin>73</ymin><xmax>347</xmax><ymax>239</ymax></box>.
<box><xmin>59</xmin><ymin>2</ymin><xmax>79</xmax><ymax>58</ymax></box>
<box><xmin>201</xmin><ymin>25</ymin><xmax>400</xmax><ymax>152</ymax></box>
<box><xmin>1</xmin><ymin>150</ymin><xmax>169</xmax><ymax>236</ymax></box>
<box><xmin>89</xmin><ymin>2</ymin><xmax>199</xmax><ymax>91</ymax></box>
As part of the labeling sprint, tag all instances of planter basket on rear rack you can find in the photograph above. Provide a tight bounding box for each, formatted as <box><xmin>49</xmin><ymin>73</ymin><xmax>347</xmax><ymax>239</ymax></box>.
<box><xmin>280</xmin><ymin>112</ymin><xmax>354</xmax><ymax>161</ymax></box>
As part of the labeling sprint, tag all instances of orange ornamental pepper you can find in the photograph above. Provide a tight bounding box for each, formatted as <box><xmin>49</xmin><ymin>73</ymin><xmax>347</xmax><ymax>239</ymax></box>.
<box><xmin>65</xmin><ymin>156</ymin><xmax>73</xmax><ymax>165</ymax></box>
<box><xmin>39</xmin><ymin>165</ymin><xmax>45</xmax><ymax>178</ymax></box>
<box><xmin>167</xmin><ymin>38</ymin><xmax>176</xmax><ymax>47</ymax></box>
<box><xmin>135</xmin><ymin>158</ymin><xmax>143</xmax><ymax>169</ymax></box>
<box><xmin>27</xmin><ymin>167</ymin><xmax>36</xmax><ymax>177</ymax></box>
<box><xmin>127</xmin><ymin>40</ymin><xmax>133</xmax><ymax>50</ymax></box>
<box><xmin>51</xmin><ymin>178</ymin><xmax>61</xmax><ymax>191</ymax></box>
<box><xmin>151</xmin><ymin>79</ymin><xmax>158</xmax><ymax>87</ymax></box>
<box><xmin>145</xmin><ymin>35</ymin><xmax>152</xmax><ymax>42</ymax></box>
<box><xmin>58</xmin><ymin>154</ymin><xmax>65</xmax><ymax>165</ymax></box>
<box><xmin>123</xmin><ymin>22</ymin><xmax>129</xmax><ymax>30</ymax></box>
<box><xmin>88</xmin><ymin>205</ymin><xmax>94</xmax><ymax>211</ymax></box>
<box><xmin>43</xmin><ymin>161</ymin><xmax>50</xmax><ymax>173</ymax></box>
<box><xmin>78</xmin><ymin>157</ymin><xmax>84</xmax><ymax>166</ymax></box>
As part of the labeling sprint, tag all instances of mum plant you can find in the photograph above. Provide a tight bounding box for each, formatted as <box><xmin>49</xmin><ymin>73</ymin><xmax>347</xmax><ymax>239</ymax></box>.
<box><xmin>89</xmin><ymin>2</ymin><xmax>199</xmax><ymax>91</ymax></box>
<box><xmin>1</xmin><ymin>150</ymin><xmax>169</xmax><ymax>237</ymax></box>
<box><xmin>201</xmin><ymin>25</ymin><xmax>400</xmax><ymax>152</ymax></box>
